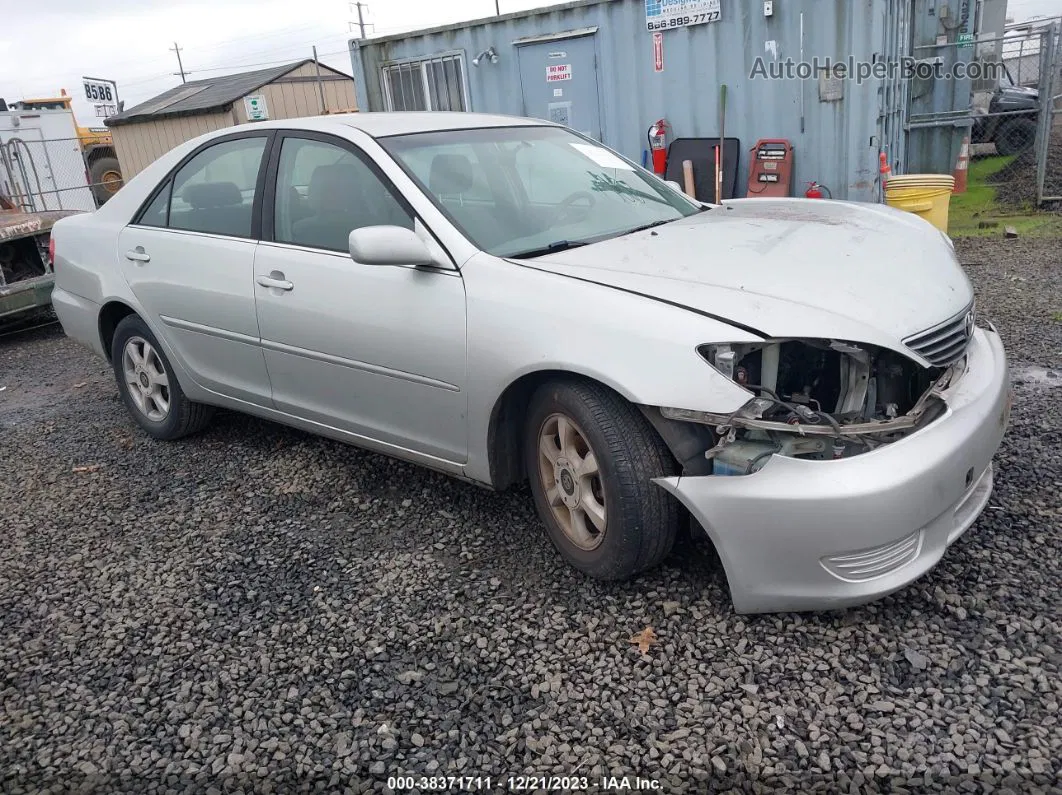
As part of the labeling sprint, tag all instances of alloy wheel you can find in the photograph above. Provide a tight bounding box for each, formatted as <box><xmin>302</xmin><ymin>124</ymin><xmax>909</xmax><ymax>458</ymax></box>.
<box><xmin>122</xmin><ymin>336</ymin><xmax>170</xmax><ymax>421</ymax></box>
<box><xmin>537</xmin><ymin>413</ymin><xmax>607</xmax><ymax>550</ymax></box>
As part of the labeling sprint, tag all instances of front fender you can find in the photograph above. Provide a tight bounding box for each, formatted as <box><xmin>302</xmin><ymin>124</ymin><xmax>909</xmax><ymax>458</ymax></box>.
<box><xmin>462</xmin><ymin>253</ymin><xmax>757</xmax><ymax>484</ymax></box>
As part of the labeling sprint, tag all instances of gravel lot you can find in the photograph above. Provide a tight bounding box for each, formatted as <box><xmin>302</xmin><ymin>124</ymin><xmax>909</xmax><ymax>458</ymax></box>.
<box><xmin>2</xmin><ymin>237</ymin><xmax>1060</xmax><ymax>793</ymax></box>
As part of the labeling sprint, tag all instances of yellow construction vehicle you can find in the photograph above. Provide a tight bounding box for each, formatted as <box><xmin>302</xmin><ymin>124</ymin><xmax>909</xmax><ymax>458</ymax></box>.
<box><xmin>8</xmin><ymin>89</ymin><xmax>123</xmax><ymax>204</ymax></box>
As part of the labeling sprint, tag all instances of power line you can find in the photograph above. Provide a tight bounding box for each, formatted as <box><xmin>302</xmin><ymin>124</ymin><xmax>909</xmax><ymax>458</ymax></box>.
<box><xmin>182</xmin><ymin>31</ymin><xmax>343</xmax><ymax>65</ymax></box>
<box><xmin>5</xmin><ymin>16</ymin><xmax>358</xmax><ymax>96</ymax></box>
<box><xmin>184</xmin><ymin>41</ymin><xmax>353</xmax><ymax>76</ymax></box>
<box><xmin>179</xmin><ymin>22</ymin><xmax>329</xmax><ymax>54</ymax></box>
<box><xmin>7</xmin><ymin>31</ymin><xmax>361</xmax><ymax>109</ymax></box>
<box><xmin>189</xmin><ymin>33</ymin><xmax>353</xmax><ymax>73</ymax></box>
<box><xmin>13</xmin><ymin>23</ymin><xmax>333</xmax><ymax>88</ymax></box>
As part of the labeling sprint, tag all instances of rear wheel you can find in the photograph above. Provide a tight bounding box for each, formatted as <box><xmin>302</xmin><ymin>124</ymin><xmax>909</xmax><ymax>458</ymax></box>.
<box><xmin>89</xmin><ymin>156</ymin><xmax>123</xmax><ymax>205</ymax></box>
<box><xmin>524</xmin><ymin>378</ymin><xmax>681</xmax><ymax>580</ymax></box>
<box><xmin>994</xmin><ymin>117</ymin><xmax>1036</xmax><ymax>156</ymax></box>
<box><xmin>111</xmin><ymin>315</ymin><xmax>213</xmax><ymax>440</ymax></box>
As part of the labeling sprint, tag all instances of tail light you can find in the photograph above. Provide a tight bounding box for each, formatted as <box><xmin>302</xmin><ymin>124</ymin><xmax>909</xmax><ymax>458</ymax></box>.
<box><xmin>48</xmin><ymin>235</ymin><xmax>56</xmax><ymax>268</ymax></box>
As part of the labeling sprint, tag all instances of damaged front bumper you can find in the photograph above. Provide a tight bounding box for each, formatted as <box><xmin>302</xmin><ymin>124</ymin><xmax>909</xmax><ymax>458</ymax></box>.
<box><xmin>656</xmin><ymin>326</ymin><xmax>1010</xmax><ymax>614</ymax></box>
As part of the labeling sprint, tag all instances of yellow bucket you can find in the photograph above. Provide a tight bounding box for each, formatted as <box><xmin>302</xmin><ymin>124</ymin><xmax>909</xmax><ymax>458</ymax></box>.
<box><xmin>884</xmin><ymin>174</ymin><xmax>955</xmax><ymax>232</ymax></box>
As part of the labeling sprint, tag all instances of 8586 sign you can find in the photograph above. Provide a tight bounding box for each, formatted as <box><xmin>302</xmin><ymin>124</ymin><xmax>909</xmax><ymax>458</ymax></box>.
<box><xmin>83</xmin><ymin>80</ymin><xmax>116</xmax><ymax>104</ymax></box>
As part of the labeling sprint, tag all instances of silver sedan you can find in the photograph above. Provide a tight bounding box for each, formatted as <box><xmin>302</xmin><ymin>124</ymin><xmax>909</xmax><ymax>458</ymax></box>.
<box><xmin>50</xmin><ymin>113</ymin><xmax>1010</xmax><ymax>613</ymax></box>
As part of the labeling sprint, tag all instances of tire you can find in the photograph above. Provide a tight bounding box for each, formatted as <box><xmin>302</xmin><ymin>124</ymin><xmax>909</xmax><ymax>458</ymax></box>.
<box><xmin>88</xmin><ymin>156</ymin><xmax>123</xmax><ymax>206</ymax></box>
<box><xmin>994</xmin><ymin>117</ymin><xmax>1036</xmax><ymax>156</ymax></box>
<box><xmin>111</xmin><ymin>314</ymin><xmax>213</xmax><ymax>440</ymax></box>
<box><xmin>524</xmin><ymin>378</ymin><xmax>681</xmax><ymax>580</ymax></box>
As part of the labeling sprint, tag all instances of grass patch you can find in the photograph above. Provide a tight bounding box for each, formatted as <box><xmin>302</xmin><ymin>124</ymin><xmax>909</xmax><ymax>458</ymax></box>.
<box><xmin>948</xmin><ymin>154</ymin><xmax>1062</xmax><ymax>238</ymax></box>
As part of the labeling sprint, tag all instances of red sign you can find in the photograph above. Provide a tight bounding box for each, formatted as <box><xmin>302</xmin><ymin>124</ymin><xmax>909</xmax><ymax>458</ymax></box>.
<box><xmin>653</xmin><ymin>32</ymin><xmax>664</xmax><ymax>72</ymax></box>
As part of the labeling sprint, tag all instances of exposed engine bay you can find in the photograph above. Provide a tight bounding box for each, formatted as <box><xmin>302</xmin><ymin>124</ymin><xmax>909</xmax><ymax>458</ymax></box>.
<box><xmin>0</xmin><ymin>234</ymin><xmax>49</xmax><ymax>289</ymax></box>
<box><xmin>662</xmin><ymin>339</ymin><xmax>964</xmax><ymax>475</ymax></box>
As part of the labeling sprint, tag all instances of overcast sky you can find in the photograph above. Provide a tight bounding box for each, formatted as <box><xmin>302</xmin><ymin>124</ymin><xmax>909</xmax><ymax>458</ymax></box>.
<box><xmin>1</xmin><ymin>0</ymin><xmax>1058</xmax><ymax>122</ymax></box>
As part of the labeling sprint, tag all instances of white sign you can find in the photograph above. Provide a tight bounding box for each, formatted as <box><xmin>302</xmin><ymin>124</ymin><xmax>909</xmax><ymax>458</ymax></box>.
<box><xmin>645</xmin><ymin>0</ymin><xmax>721</xmax><ymax>31</ymax></box>
<box><xmin>553</xmin><ymin>88</ymin><xmax>564</xmax><ymax>97</ymax></box>
<box><xmin>82</xmin><ymin>78</ymin><xmax>117</xmax><ymax>105</ymax></box>
<box><xmin>244</xmin><ymin>94</ymin><xmax>269</xmax><ymax>121</ymax></box>
<box><xmin>570</xmin><ymin>143</ymin><xmax>634</xmax><ymax>170</ymax></box>
<box><xmin>546</xmin><ymin>64</ymin><xmax>572</xmax><ymax>82</ymax></box>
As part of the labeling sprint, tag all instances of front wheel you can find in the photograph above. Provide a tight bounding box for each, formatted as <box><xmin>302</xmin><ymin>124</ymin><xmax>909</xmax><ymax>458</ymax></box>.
<box><xmin>111</xmin><ymin>314</ymin><xmax>213</xmax><ymax>440</ymax></box>
<box><xmin>994</xmin><ymin>117</ymin><xmax>1036</xmax><ymax>156</ymax></box>
<box><xmin>524</xmin><ymin>379</ymin><xmax>681</xmax><ymax>580</ymax></box>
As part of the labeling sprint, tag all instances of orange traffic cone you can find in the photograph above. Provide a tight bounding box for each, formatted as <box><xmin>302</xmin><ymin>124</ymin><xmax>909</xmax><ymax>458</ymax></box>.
<box><xmin>953</xmin><ymin>136</ymin><xmax>970</xmax><ymax>194</ymax></box>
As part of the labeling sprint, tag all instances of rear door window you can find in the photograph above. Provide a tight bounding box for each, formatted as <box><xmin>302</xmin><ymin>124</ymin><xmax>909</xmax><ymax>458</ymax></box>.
<box><xmin>162</xmin><ymin>137</ymin><xmax>268</xmax><ymax>238</ymax></box>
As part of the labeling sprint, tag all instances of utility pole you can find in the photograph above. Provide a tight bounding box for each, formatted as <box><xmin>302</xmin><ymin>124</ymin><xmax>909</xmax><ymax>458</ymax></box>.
<box><xmin>171</xmin><ymin>42</ymin><xmax>188</xmax><ymax>83</ymax></box>
<box><xmin>312</xmin><ymin>46</ymin><xmax>327</xmax><ymax>114</ymax></box>
<box><xmin>353</xmin><ymin>2</ymin><xmax>367</xmax><ymax>38</ymax></box>
<box><xmin>495</xmin><ymin>0</ymin><xmax>500</xmax><ymax>14</ymax></box>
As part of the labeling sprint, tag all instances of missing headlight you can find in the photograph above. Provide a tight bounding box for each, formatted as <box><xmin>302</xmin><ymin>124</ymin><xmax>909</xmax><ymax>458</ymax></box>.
<box><xmin>676</xmin><ymin>339</ymin><xmax>954</xmax><ymax>472</ymax></box>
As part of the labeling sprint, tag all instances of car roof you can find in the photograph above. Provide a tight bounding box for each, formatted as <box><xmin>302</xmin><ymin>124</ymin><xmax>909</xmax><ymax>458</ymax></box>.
<box><xmin>227</xmin><ymin>112</ymin><xmax>554</xmax><ymax>138</ymax></box>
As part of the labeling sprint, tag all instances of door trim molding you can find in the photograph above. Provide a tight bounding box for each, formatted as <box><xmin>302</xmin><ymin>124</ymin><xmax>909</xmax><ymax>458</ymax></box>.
<box><xmin>158</xmin><ymin>314</ymin><xmax>261</xmax><ymax>346</ymax></box>
<box><xmin>260</xmin><ymin>337</ymin><xmax>461</xmax><ymax>392</ymax></box>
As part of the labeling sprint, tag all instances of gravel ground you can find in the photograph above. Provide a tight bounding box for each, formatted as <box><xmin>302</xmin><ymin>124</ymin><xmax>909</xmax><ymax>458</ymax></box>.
<box><xmin>2</xmin><ymin>237</ymin><xmax>1061</xmax><ymax>794</ymax></box>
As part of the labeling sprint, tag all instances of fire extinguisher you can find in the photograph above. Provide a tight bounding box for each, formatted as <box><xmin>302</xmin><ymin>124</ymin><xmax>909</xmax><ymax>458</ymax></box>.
<box><xmin>805</xmin><ymin>181</ymin><xmax>832</xmax><ymax>199</ymax></box>
<box><xmin>647</xmin><ymin>119</ymin><xmax>670</xmax><ymax>176</ymax></box>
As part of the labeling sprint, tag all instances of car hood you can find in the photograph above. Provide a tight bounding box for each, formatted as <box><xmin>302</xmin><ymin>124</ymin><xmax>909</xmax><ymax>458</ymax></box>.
<box><xmin>521</xmin><ymin>198</ymin><xmax>974</xmax><ymax>351</ymax></box>
<box><xmin>1000</xmin><ymin>85</ymin><xmax>1038</xmax><ymax>98</ymax></box>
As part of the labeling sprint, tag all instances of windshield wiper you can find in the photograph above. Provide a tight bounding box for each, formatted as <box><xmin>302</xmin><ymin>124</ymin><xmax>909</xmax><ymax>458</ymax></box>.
<box><xmin>507</xmin><ymin>240</ymin><xmax>590</xmax><ymax>259</ymax></box>
<box><xmin>626</xmin><ymin>219</ymin><xmax>675</xmax><ymax>234</ymax></box>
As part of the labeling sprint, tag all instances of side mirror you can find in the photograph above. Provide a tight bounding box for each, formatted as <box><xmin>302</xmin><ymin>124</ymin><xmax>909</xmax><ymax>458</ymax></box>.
<box><xmin>348</xmin><ymin>225</ymin><xmax>434</xmax><ymax>267</ymax></box>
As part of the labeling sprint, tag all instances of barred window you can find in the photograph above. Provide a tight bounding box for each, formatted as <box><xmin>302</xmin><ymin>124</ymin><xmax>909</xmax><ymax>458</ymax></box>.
<box><xmin>382</xmin><ymin>54</ymin><xmax>467</xmax><ymax>112</ymax></box>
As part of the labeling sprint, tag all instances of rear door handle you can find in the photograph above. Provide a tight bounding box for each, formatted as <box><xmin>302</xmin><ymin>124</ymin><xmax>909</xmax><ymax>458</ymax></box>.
<box><xmin>124</xmin><ymin>247</ymin><xmax>150</xmax><ymax>263</ymax></box>
<box><xmin>256</xmin><ymin>274</ymin><xmax>294</xmax><ymax>291</ymax></box>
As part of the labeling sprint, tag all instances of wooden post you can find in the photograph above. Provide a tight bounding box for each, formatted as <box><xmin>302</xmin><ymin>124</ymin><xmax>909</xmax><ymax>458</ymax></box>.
<box><xmin>682</xmin><ymin>160</ymin><xmax>696</xmax><ymax>199</ymax></box>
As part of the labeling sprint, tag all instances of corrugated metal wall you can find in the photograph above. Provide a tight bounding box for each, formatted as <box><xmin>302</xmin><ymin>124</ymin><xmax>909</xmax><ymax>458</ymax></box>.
<box><xmin>112</xmin><ymin>64</ymin><xmax>358</xmax><ymax>178</ymax></box>
<box><xmin>112</xmin><ymin>110</ymin><xmax>234</xmax><ymax>177</ymax></box>
<box><xmin>351</xmin><ymin>0</ymin><xmax>908</xmax><ymax>201</ymax></box>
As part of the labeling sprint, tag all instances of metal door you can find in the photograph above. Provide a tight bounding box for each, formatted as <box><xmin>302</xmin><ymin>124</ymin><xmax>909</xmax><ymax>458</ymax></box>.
<box><xmin>118</xmin><ymin>225</ymin><xmax>271</xmax><ymax>406</ymax></box>
<box><xmin>117</xmin><ymin>133</ymin><xmax>274</xmax><ymax>407</ymax></box>
<box><xmin>253</xmin><ymin>132</ymin><xmax>469</xmax><ymax>465</ymax></box>
<box><xmin>517</xmin><ymin>35</ymin><xmax>602</xmax><ymax>140</ymax></box>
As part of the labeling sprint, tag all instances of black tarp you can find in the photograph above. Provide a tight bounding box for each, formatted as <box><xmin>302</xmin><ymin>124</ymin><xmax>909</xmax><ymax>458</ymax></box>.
<box><xmin>665</xmin><ymin>137</ymin><xmax>741</xmax><ymax>202</ymax></box>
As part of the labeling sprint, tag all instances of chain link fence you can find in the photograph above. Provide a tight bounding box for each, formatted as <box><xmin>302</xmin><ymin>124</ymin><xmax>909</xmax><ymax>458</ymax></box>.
<box><xmin>0</xmin><ymin>136</ymin><xmax>107</xmax><ymax>213</ymax></box>
<box><xmin>967</xmin><ymin>19</ymin><xmax>1061</xmax><ymax>208</ymax></box>
<box><xmin>1038</xmin><ymin>23</ymin><xmax>1062</xmax><ymax>203</ymax></box>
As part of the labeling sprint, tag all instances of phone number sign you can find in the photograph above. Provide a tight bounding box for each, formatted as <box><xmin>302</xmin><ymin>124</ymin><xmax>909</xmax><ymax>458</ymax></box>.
<box><xmin>645</xmin><ymin>0</ymin><xmax>721</xmax><ymax>31</ymax></box>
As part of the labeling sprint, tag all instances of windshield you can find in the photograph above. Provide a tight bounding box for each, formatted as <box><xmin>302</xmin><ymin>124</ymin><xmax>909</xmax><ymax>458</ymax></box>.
<box><xmin>380</xmin><ymin>126</ymin><xmax>700</xmax><ymax>257</ymax></box>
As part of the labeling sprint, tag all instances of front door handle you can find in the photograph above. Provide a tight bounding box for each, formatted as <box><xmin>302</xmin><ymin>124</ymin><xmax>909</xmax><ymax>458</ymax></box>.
<box><xmin>124</xmin><ymin>247</ymin><xmax>150</xmax><ymax>263</ymax></box>
<box><xmin>256</xmin><ymin>273</ymin><xmax>294</xmax><ymax>291</ymax></box>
